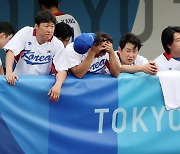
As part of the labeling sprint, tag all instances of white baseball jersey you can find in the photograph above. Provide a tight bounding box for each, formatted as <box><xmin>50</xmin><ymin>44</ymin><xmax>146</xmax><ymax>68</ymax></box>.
<box><xmin>105</xmin><ymin>50</ymin><xmax>148</xmax><ymax>74</ymax></box>
<box><xmin>154</xmin><ymin>52</ymin><xmax>180</xmax><ymax>71</ymax></box>
<box><xmin>55</xmin><ymin>13</ymin><xmax>81</xmax><ymax>42</ymax></box>
<box><xmin>115</xmin><ymin>50</ymin><xmax>148</xmax><ymax>66</ymax></box>
<box><xmin>66</xmin><ymin>43</ymin><xmax>109</xmax><ymax>74</ymax></box>
<box><xmin>4</xmin><ymin>26</ymin><xmax>69</xmax><ymax>75</ymax></box>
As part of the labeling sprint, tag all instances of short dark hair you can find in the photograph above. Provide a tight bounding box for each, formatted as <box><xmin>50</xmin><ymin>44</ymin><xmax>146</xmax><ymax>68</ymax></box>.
<box><xmin>94</xmin><ymin>32</ymin><xmax>113</xmax><ymax>53</ymax></box>
<box><xmin>38</xmin><ymin>0</ymin><xmax>59</xmax><ymax>9</ymax></box>
<box><xmin>54</xmin><ymin>22</ymin><xmax>73</xmax><ymax>40</ymax></box>
<box><xmin>119</xmin><ymin>33</ymin><xmax>142</xmax><ymax>51</ymax></box>
<box><xmin>35</xmin><ymin>10</ymin><xmax>56</xmax><ymax>26</ymax></box>
<box><xmin>0</xmin><ymin>22</ymin><xmax>14</xmax><ymax>36</ymax></box>
<box><xmin>94</xmin><ymin>32</ymin><xmax>113</xmax><ymax>45</ymax></box>
<box><xmin>161</xmin><ymin>26</ymin><xmax>180</xmax><ymax>54</ymax></box>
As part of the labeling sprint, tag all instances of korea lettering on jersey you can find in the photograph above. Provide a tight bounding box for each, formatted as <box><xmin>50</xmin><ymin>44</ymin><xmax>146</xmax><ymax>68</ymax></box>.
<box><xmin>57</xmin><ymin>14</ymin><xmax>76</xmax><ymax>25</ymax></box>
<box><xmin>20</xmin><ymin>49</ymin><xmax>52</xmax><ymax>65</ymax></box>
<box><xmin>4</xmin><ymin>26</ymin><xmax>67</xmax><ymax>75</ymax></box>
<box><xmin>85</xmin><ymin>54</ymin><xmax>108</xmax><ymax>73</ymax></box>
<box><xmin>66</xmin><ymin>43</ymin><xmax>108</xmax><ymax>74</ymax></box>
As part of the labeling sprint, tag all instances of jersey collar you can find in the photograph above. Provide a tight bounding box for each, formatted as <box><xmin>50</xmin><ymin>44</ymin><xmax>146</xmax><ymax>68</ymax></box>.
<box><xmin>53</xmin><ymin>11</ymin><xmax>64</xmax><ymax>16</ymax></box>
<box><xmin>163</xmin><ymin>52</ymin><xmax>171</xmax><ymax>61</ymax></box>
<box><xmin>33</xmin><ymin>29</ymin><xmax>53</xmax><ymax>42</ymax></box>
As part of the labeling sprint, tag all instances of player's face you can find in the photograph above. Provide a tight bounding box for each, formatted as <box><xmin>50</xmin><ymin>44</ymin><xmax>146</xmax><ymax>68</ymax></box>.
<box><xmin>168</xmin><ymin>32</ymin><xmax>180</xmax><ymax>57</ymax></box>
<box><xmin>35</xmin><ymin>22</ymin><xmax>55</xmax><ymax>44</ymax></box>
<box><xmin>119</xmin><ymin>43</ymin><xmax>138</xmax><ymax>65</ymax></box>
<box><xmin>0</xmin><ymin>33</ymin><xmax>13</xmax><ymax>49</ymax></box>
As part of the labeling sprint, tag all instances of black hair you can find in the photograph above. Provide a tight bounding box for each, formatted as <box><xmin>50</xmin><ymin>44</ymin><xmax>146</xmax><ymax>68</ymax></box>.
<box><xmin>94</xmin><ymin>32</ymin><xmax>113</xmax><ymax>53</ymax></box>
<box><xmin>38</xmin><ymin>0</ymin><xmax>59</xmax><ymax>9</ymax></box>
<box><xmin>119</xmin><ymin>33</ymin><xmax>142</xmax><ymax>51</ymax></box>
<box><xmin>161</xmin><ymin>26</ymin><xmax>180</xmax><ymax>54</ymax></box>
<box><xmin>35</xmin><ymin>10</ymin><xmax>56</xmax><ymax>26</ymax></box>
<box><xmin>0</xmin><ymin>22</ymin><xmax>14</xmax><ymax>36</ymax></box>
<box><xmin>54</xmin><ymin>22</ymin><xmax>73</xmax><ymax>40</ymax></box>
<box><xmin>94</xmin><ymin>32</ymin><xmax>113</xmax><ymax>45</ymax></box>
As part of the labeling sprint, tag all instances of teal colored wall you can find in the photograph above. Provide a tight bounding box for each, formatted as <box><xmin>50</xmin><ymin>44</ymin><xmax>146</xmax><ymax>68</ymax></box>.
<box><xmin>0</xmin><ymin>0</ymin><xmax>139</xmax><ymax>66</ymax></box>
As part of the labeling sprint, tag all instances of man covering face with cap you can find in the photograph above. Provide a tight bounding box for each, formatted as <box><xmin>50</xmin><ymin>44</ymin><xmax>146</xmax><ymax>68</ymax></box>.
<box><xmin>65</xmin><ymin>32</ymin><xmax>120</xmax><ymax>78</ymax></box>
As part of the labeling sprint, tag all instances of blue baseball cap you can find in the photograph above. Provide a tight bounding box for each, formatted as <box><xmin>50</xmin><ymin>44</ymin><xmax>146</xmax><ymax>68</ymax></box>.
<box><xmin>73</xmin><ymin>33</ymin><xmax>96</xmax><ymax>54</ymax></box>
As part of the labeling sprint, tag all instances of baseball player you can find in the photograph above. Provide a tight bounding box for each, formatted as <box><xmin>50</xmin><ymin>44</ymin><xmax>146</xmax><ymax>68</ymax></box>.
<box><xmin>54</xmin><ymin>22</ymin><xmax>73</xmax><ymax>47</ymax></box>
<box><xmin>154</xmin><ymin>26</ymin><xmax>180</xmax><ymax>71</ymax></box>
<box><xmin>38</xmin><ymin>0</ymin><xmax>81</xmax><ymax>43</ymax></box>
<box><xmin>66</xmin><ymin>32</ymin><xmax>120</xmax><ymax>78</ymax></box>
<box><xmin>4</xmin><ymin>10</ymin><xmax>68</xmax><ymax>102</ymax></box>
<box><xmin>111</xmin><ymin>33</ymin><xmax>158</xmax><ymax>75</ymax></box>
<box><xmin>0</xmin><ymin>22</ymin><xmax>14</xmax><ymax>75</ymax></box>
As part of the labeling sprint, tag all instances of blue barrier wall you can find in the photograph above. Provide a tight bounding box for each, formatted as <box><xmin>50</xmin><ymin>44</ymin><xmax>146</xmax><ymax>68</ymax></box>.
<box><xmin>0</xmin><ymin>73</ymin><xmax>179</xmax><ymax>154</ymax></box>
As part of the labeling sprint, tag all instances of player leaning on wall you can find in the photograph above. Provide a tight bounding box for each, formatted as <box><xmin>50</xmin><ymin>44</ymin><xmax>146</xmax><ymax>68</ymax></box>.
<box><xmin>3</xmin><ymin>10</ymin><xmax>70</xmax><ymax>102</ymax></box>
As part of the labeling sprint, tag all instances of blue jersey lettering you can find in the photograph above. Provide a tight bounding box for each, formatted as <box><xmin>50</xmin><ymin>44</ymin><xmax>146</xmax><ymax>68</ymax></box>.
<box><xmin>90</xmin><ymin>59</ymin><xmax>106</xmax><ymax>72</ymax></box>
<box><xmin>21</xmin><ymin>50</ymin><xmax>52</xmax><ymax>65</ymax></box>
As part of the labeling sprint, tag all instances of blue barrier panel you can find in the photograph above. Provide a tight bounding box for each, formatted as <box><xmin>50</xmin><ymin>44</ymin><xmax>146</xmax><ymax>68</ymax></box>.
<box><xmin>0</xmin><ymin>73</ymin><xmax>179</xmax><ymax>154</ymax></box>
<box><xmin>117</xmin><ymin>73</ymin><xmax>180</xmax><ymax>153</ymax></box>
<box><xmin>48</xmin><ymin>74</ymin><xmax>118</xmax><ymax>154</ymax></box>
<box><xmin>0</xmin><ymin>76</ymin><xmax>51</xmax><ymax>154</ymax></box>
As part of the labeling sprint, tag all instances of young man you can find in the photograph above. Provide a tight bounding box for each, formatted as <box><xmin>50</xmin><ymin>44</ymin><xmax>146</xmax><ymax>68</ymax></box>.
<box><xmin>154</xmin><ymin>26</ymin><xmax>180</xmax><ymax>71</ymax></box>
<box><xmin>115</xmin><ymin>33</ymin><xmax>158</xmax><ymax>75</ymax></box>
<box><xmin>0</xmin><ymin>22</ymin><xmax>14</xmax><ymax>74</ymax></box>
<box><xmin>38</xmin><ymin>0</ymin><xmax>81</xmax><ymax>43</ymax></box>
<box><xmin>66</xmin><ymin>32</ymin><xmax>120</xmax><ymax>78</ymax></box>
<box><xmin>4</xmin><ymin>10</ymin><xmax>68</xmax><ymax>102</ymax></box>
<box><xmin>54</xmin><ymin>22</ymin><xmax>73</xmax><ymax>47</ymax></box>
